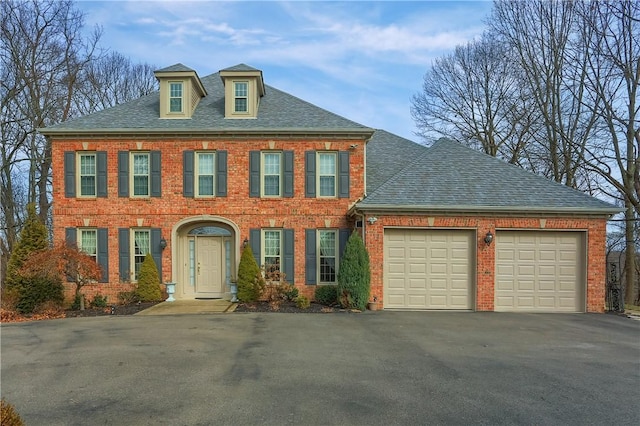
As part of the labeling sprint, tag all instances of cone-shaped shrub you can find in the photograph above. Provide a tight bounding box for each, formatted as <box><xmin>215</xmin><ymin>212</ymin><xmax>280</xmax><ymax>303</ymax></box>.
<box><xmin>135</xmin><ymin>253</ymin><xmax>163</xmax><ymax>302</ymax></box>
<box><xmin>237</xmin><ymin>245</ymin><xmax>264</xmax><ymax>302</ymax></box>
<box><xmin>336</xmin><ymin>232</ymin><xmax>370</xmax><ymax>311</ymax></box>
<box><xmin>5</xmin><ymin>204</ymin><xmax>48</xmax><ymax>290</ymax></box>
<box><xmin>4</xmin><ymin>204</ymin><xmax>63</xmax><ymax>313</ymax></box>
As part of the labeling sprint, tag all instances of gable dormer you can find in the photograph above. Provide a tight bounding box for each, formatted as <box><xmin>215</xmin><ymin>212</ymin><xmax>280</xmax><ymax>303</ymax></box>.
<box><xmin>219</xmin><ymin>64</ymin><xmax>265</xmax><ymax>119</ymax></box>
<box><xmin>154</xmin><ymin>64</ymin><xmax>207</xmax><ymax>119</ymax></box>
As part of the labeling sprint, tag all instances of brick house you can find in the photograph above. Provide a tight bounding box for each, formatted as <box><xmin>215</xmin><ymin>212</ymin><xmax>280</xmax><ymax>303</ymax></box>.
<box><xmin>40</xmin><ymin>64</ymin><xmax>619</xmax><ymax>312</ymax></box>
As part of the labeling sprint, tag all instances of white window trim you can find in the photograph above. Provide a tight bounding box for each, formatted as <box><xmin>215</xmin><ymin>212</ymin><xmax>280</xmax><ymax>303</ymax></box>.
<box><xmin>317</xmin><ymin>152</ymin><xmax>337</xmax><ymax>198</ymax></box>
<box><xmin>78</xmin><ymin>228</ymin><xmax>98</xmax><ymax>261</ymax></box>
<box><xmin>261</xmin><ymin>229</ymin><xmax>282</xmax><ymax>274</ymax></box>
<box><xmin>195</xmin><ymin>151</ymin><xmax>216</xmax><ymax>198</ymax></box>
<box><xmin>130</xmin><ymin>152</ymin><xmax>150</xmax><ymax>198</ymax></box>
<box><xmin>131</xmin><ymin>229</ymin><xmax>151</xmax><ymax>282</ymax></box>
<box><xmin>233</xmin><ymin>81</ymin><xmax>250</xmax><ymax>114</ymax></box>
<box><xmin>317</xmin><ymin>229</ymin><xmax>339</xmax><ymax>284</ymax></box>
<box><xmin>169</xmin><ymin>81</ymin><xmax>184</xmax><ymax>114</ymax></box>
<box><xmin>261</xmin><ymin>151</ymin><xmax>282</xmax><ymax>198</ymax></box>
<box><xmin>77</xmin><ymin>152</ymin><xmax>97</xmax><ymax>198</ymax></box>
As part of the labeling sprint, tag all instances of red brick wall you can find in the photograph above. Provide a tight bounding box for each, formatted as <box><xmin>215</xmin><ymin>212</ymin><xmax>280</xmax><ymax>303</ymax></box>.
<box><xmin>52</xmin><ymin>137</ymin><xmax>366</xmax><ymax>304</ymax></box>
<box><xmin>362</xmin><ymin>215</ymin><xmax>607</xmax><ymax>313</ymax></box>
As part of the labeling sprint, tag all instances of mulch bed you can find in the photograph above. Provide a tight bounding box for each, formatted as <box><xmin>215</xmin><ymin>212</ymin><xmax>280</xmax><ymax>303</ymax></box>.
<box><xmin>234</xmin><ymin>301</ymin><xmax>360</xmax><ymax>313</ymax></box>
<box><xmin>64</xmin><ymin>302</ymin><xmax>161</xmax><ymax>318</ymax></box>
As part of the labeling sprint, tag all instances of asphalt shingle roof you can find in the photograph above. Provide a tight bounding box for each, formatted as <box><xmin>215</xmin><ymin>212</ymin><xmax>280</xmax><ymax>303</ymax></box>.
<box><xmin>359</xmin><ymin>137</ymin><xmax>619</xmax><ymax>214</ymax></box>
<box><xmin>41</xmin><ymin>66</ymin><xmax>372</xmax><ymax>135</ymax></box>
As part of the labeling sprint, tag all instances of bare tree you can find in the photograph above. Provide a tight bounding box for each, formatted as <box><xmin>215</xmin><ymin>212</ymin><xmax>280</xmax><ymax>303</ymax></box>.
<box><xmin>489</xmin><ymin>0</ymin><xmax>600</xmax><ymax>189</ymax></box>
<box><xmin>574</xmin><ymin>0</ymin><xmax>639</xmax><ymax>304</ymax></box>
<box><xmin>1</xmin><ymin>0</ymin><xmax>158</xmax><ymax>286</ymax></box>
<box><xmin>75</xmin><ymin>51</ymin><xmax>158</xmax><ymax>115</ymax></box>
<box><xmin>411</xmin><ymin>35</ymin><xmax>535</xmax><ymax>165</ymax></box>
<box><xmin>1</xmin><ymin>0</ymin><xmax>100</xmax><ymax>245</ymax></box>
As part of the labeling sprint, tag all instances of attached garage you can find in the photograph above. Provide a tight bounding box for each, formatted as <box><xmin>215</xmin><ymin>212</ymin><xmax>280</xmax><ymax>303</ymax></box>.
<box><xmin>495</xmin><ymin>231</ymin><xmax>586</xmax><ymax>312</ymax></box>
<box><xmin>384</xmin><ymin>229</ymin><xmax>474</xmax><ymax>310</ymax></box>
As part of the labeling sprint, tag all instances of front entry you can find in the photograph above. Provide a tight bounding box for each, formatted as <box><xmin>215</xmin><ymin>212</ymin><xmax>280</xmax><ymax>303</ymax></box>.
<box><xmin>195</xmin><ymin>237</ymin><xmax>224</xmax><ymax>296</ymax></box>
<box><xmin>179</xmin><ymin>224</ymin><xmax>235</xmax><ymax>299</ymax></box>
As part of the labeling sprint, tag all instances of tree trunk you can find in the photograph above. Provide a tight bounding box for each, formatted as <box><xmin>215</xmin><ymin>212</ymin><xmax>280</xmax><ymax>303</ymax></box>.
<box><xmin>624</xmin><ymin>202</ymin><xmax>638</xmax><ymax>305</ymax></box>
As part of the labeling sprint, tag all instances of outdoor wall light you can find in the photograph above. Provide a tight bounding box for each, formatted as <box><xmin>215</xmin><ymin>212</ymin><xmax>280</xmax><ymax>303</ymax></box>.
<box><xmin>484</xmin><ymin>230</ymin><xmax>494</xmax><ymax>246</ymax></box>
<box><xmin>160</xmin><ymin>237</ymin><xmax>167</xmax><ymax>250</ymax></box>
<box><xmin>367</xmin><ymin>216</ymin><xmax>378</xmax><ymax>225</ymax></box>
<box><xmin>243</xmin><ymin>237</ymin><xmax>249</xmax><ymax>248</ymax></box>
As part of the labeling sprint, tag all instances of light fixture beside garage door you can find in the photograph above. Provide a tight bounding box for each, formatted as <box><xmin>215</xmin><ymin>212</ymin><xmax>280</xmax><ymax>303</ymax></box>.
<box><xmin>484</xmin><ymin>230</ymin><xmax>494</xmax><ymax>246</ymax></box>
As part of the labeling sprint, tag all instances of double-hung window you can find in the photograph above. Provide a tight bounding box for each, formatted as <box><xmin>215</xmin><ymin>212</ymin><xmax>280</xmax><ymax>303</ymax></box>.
<box><xmin>131</xmin><ymin>153</ymin><xmax>150</xmax><ymax>197</ymax></box>
<box><xmin>79</xmin><ymin>229</ymin><xmax>98</xmax><ymax>262</ymax></box>
<box><xmin>78</xmin><ymin>153</ymin><xmax>96</xmax><ymax>197</ymax></box>
<box><xmin>169</xmin><ymin>82</ymin><xmax>183</xmax><ymax>113</ymax></box>
<box><xmin>234</xmin><ymin>82</ymin><xmax>248</xmax><ymax>113</ymax></box>
<box><xmin>196</xmin><ymin>152</ymin><xmax>215</xmax><ymax>197</ymax></box>
<box><xmin>262</xmin><ymin>230</ymin><xmax>281</xmax><ymax>274</ymax></box>
<box><xmin>318</xmin><ymin>152</ymin><xmax>337</xmax><ymax>197</ymax></box>
<box><xmin>132</xmin><ymin>229</ymin><xmax>150</xmax><ymax>282</ymax></box>
<box><xmin>262</xmin><ymin>152</ymin><xmax>282</xmax><ymax>197</ymax></box>
<box><xmin>318</xmin><ymin>230</ymin><xmax>338</xmax><ymax>284</ymax></box>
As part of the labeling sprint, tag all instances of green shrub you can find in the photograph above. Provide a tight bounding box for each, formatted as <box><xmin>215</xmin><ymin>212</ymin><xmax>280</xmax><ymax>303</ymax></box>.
<box><xmin>336</xmin><ymin>232</ymin><xmax>370</xmax><ymax>311</ymax></box>
<box><xmin>314</xmin><ymin>285</ymin><xmax>338</xmax><ymax>306</ymax></box>
<box><xmin>237</xmin><ymin>245</ymin><xmax>264</xmax><ymax>302</ymax></box>
<box><xmin>134</xmin><ymin>254</ymin><xmax>163</xmax><ymax>302</ymax></box>
<box><xmin>14</xmin><ymin>274</ymin><xmax>64</xmax><ymax>314</ymax></box>
<box><xmin>295</xmin><ymin>295</ymin><xmax>310</xmax><ymax>309</ymax></box>
<box><xmin>90</xmin><ymin>294</ymin><xmax>108</xmax><ymax>308</ymax></box>
<box><xmin>5</xmin><ymin>204</ymin><xmax>48</xmax><ymax>291</ymax></box>
<box><xmin>70</xmin><ymin>293</ymin><xmax>82</xmax><ymax>310</ymax></box>
<box><xmin>0</xmin><ymin>398</ymin><xmax>24</xmax><ymax>426</ymax></box>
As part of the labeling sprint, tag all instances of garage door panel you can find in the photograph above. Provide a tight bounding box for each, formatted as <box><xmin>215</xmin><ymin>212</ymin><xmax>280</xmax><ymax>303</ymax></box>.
<box><xmin>384</xmin><ymin>229</ymin><xmax>474</xmax><ymax>310</ymax></box>
<box><xmin>495</xmin><ymin>231</ymin><xmax>584</xmax><ymax>312</ymax></box>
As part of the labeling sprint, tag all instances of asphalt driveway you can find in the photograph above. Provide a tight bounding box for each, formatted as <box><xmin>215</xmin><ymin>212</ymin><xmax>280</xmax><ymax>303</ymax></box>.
<box><xmin>2</xmin><ymin>312</ymin><xmax>639</xmax><ymax>425</ymax></box>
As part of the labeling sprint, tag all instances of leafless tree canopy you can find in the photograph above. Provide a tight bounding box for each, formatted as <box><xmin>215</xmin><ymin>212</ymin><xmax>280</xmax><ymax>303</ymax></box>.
<box><xmin>0</xmin><ymin>0</ymin><xmax>157</xmax><ymax>284</ymax></box>
<box><xmin>411</xmin><ymin>0</ymin><xmax>639</xmax><ymax>303</ymax></box>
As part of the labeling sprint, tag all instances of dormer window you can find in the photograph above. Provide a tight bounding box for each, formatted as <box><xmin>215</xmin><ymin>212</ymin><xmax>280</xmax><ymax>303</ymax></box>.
<box><xmin>169</xmin><ymin>82</ymin><xmax>183</xmax><ymax>113</ymax></box>
<box><xmin>234</xmin><ymin>82</ymin><xmax>249</xmax><ymax>113</ymax></box>
<box><xmin>154</xmin><ymin>64</ymin><xmax>206</xmax><ymax>119</ymax></box>
<box><xmin>220</xmin><ymin>64</ymin><xmax>265</xmax><ymax>119</ymax></box>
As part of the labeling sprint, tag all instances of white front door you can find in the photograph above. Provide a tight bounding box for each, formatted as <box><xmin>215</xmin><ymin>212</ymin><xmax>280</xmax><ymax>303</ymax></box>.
<box><xmin>195</xmin><ymin>236</ymin><xmax>224</xmax><ymax>297</ymax></box>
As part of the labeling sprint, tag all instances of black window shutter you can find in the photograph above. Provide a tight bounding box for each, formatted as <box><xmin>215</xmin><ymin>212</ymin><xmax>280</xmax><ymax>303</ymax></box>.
<box><xmin>65</xmin><ymin>228</ymin><xmax>77</xmax><ymax>281</ymax></box>
<box><xmin>96</xmin><ymin>151</ymin><xmax>108</xmax><ymax>197</ymax></box>
<box><xmin>305</xmin><ymin>151</ymin><xmax>316</xmax><ymax>198</ymax></box>
<box><xmin>183</xmin><ymin>150</ymin><xmax>194</xmax><ymax>197</ymax></box>
<box><xmin>118</xmin><ymin>151</ymin><xmax>129</xmax><ymax>197</ymax></box>
<box><xmin>216</xmin><ymin>150</ymin><xmax>228</xmax><ymax>196</ymax></box>
<box><xmin>249</xmin><ymin>228</ymin><xmax>261</xmax><ymax>267</ymax></box>
<box><xmin>338</xmin><ymin>151</ymin><xmax>350</xmax><ymax>198</ymax></box>
<box><xmin>339</xmin><ymin>229</ymin><xmax>351</xmax><ymax>259</ymax></box>
<box><xmin>249</xmin><ymin>151</ymin><xmax>260</xmax><ymax>197</ymax></box>
<box><xmin>283</xmin><ymin>229</ymin><xmax>294</xmax><ymax>284</ymax></box>
<box><xmin>65</xmin><ymin>227</ymin><xmax>77</xmax><ymax>246</ymax></box>
<box><xmin>97</xmin><ymin>228</ymin><xmax>109</xmax><ymax>282</ymax></box>
<box><xmin>151</xmin><ymin>228</ymin><xmax>162</xmax><ymax>280</ymax></box>
<box><xmin>283</xmin><ymin>150</ymin><xmax>294</xmax><ymax>198</ymax></box>
<box><xmin>118</xmin><ymin>228</ymin><xmax>130</xmax><ymax>281</ymax></box>
<box><xmin>150</xmin><ymin>151</ymin><xmax>161</xmax><ymax>197</ymax></box>
<box><xmin>64</xmin><ymin>152</ymin><xmax>75</xmax><ymax>198</ymax></box>
<box><xmin>305</xmin><ymin>229</ymin><xmax>317</xmax><ymax>285</ymax></box>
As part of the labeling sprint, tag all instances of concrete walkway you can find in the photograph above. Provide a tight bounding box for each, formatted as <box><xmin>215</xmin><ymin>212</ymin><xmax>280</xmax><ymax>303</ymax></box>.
<box><xmin>135</xmin><ymin>299</ymin><xmax>236</xmax><ymax>315</ymax></box>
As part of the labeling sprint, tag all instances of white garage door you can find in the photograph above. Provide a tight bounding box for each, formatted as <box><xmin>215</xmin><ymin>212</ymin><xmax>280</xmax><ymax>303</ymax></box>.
<box><xmin>495</xmin><ymin>231</ymin><xmax>585</xmax><ymax>312</ymax></box>
<box><xmin>384</xmin><ymin>229</ymin><xmax>474</xmax><ymax>310</ymax></box>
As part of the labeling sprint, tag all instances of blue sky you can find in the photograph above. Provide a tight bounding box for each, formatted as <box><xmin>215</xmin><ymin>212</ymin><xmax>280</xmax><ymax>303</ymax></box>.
<box><xmin>77</xmin><ymin>1</ymin><xmax>492</xmax><ymax>140</ymax></box>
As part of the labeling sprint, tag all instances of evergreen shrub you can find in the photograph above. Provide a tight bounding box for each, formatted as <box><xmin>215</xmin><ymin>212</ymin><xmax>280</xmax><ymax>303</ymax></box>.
<box><xmin>0</xmin><ymin>398</ymin><xmax>24</xmax><ymax>426</ymax></box>
<box><xmin>237</xmin><ymin>245</ymin><xmax>264</xmax><ymax>302</ymax></box>
<box><xmin>336</xmin><ymin>232</ymin><xmax>371</xmax><ymax>311</ymax></box>
<box><xmin>134</xmin><ymin>254</ymin><xmax>163</xmax><ymax>302</ymax></box>
<box><xmin>314</xmin><ymin>285</ymin><xmax>338</xmax><ymax>306</ymax></box>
